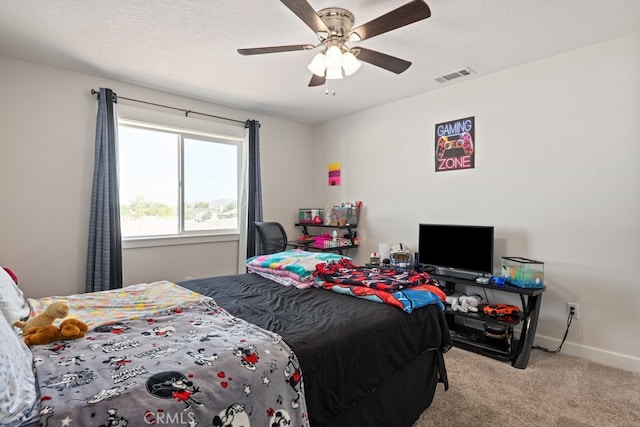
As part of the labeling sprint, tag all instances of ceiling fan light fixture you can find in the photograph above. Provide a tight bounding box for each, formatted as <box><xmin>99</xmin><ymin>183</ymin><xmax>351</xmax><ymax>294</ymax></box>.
<box><xmin>341</xmin><ymin>51</ymin><xmax>361</xmax><ymax>76</ymax></box>
<box><xmin>326</xmin><ymin>65</ymin><xmax>343</xmax><ymax>80</ymax></box>
<box><xmin>325</xmin><ymin>45</ymin><xmax>342</xmax><ymax>68</ymax></box>
<box><xmin>307</xmin><ymin>53</ymin><xmax>327</xmax><ymax>77</ymax></box>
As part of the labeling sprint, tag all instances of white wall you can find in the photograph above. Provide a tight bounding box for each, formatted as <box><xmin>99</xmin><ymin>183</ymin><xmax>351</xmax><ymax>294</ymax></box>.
<box><xmin>1</xmin><ymin>33</ymin><xmax>638</xmax><ymax>373</ymax></box>
<box><xmin>0</xmin><ymin>56</ymin><xmax>314</xmax><ymax>298</ymax></box>
<box><xmin>311</xmin><ymin>33</ymin><xmax>640</xmax><ymax>372</ymax></box>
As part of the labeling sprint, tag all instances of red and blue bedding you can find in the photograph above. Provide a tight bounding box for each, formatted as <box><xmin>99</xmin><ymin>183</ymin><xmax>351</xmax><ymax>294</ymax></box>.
<box><xmin>314</xmin><ymin>258</ymin><xmax>446</xmax><ymax>313</ymax></box>
<box><xmin>246</xmin><ymin>250</ymin><xmax>446</xmax><ymax>313</ymax></box>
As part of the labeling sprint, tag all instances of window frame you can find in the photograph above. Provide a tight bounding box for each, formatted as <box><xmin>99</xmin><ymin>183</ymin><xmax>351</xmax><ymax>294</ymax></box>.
<box><xmin>117</xmin><ymin>118</ymin><xmax>244</xmax><ymax>246</ymax></box>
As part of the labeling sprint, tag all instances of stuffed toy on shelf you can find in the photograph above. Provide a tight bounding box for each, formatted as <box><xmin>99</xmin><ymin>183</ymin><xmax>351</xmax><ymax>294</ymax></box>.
<box><xmin>446</xmin><ymin>294</ymin><xmax>483</xmax><ymax>313</ymax></box>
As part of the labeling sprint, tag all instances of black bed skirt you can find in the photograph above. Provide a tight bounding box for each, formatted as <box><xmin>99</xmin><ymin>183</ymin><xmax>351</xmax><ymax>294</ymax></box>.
<box><xmin>329</xmin><ymin>347</ymin><xmax>445</xmax><ymax>427</ymax></box>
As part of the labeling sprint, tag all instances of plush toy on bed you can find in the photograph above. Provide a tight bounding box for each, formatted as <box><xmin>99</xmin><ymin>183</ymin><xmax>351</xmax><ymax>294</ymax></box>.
<box><xmin>22</xmin><ymin>318</ymin><xmax>88</xmax><ymax>346</ymax></box>
<box><xmin>13</xmin><ymin>301</ymin><xmax>70</xmax><ymax>332</ymax></box>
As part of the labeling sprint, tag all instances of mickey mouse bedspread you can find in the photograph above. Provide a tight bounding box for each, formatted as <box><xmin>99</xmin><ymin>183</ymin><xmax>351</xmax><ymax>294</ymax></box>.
<box><xmin>28</xmin><ymin>281</ymin><xmax>309</xmax><ymax>426</ymax></box>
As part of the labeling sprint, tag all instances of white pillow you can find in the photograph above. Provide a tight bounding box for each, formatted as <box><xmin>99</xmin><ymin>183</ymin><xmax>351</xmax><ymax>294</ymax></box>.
<box><xmin>0</xmin><ymin>313</ymin><xmax>39</xmax><ymax>426</ymax></box>
<box><xmin>0</xmin><ymin>267</ymin><xmax>29</xmax><ymax>326</ymax></box>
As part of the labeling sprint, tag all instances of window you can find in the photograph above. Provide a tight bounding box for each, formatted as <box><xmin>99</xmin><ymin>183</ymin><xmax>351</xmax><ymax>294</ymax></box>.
<box><xmin>118</xmin><ymin>120</ymin><xmax>242</xmax><ymax>239</ymax></box>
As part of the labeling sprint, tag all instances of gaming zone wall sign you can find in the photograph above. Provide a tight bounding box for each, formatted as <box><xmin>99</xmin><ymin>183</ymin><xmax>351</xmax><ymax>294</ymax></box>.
<box><xmin>435</xmin><ymin>116</ymin><xmax>475</xmax><ymax>172</ymax></box>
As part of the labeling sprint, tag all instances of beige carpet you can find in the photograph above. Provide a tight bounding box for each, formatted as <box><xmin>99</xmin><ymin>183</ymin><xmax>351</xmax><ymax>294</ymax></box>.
<box><xmin>414</xmin><ymin>347</ymin><xmax>640</xmax><ymax>427</ymax></box>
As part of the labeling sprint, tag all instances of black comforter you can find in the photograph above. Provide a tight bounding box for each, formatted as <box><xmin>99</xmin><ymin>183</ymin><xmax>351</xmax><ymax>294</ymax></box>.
<box><xmin>180</xmin><ymin>273</ymin><xmax>450</xmax><ymax>427</ymax></box>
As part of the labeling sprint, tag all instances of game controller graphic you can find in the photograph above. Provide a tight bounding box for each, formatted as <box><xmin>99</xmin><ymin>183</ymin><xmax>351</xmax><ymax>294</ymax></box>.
<box><xmin>437</xmin><ymin>132</ymin><xmax>474</xmax><ymax>159</ymax></box>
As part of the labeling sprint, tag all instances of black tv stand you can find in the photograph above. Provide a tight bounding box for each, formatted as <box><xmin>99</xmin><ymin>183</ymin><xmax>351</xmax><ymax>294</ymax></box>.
<box><xmin>433</xmin><ymin>267</ymin><xmax>480</xmax><ymax>281</ymax></box>
<box><xmin>432</xmin><ymin>273</ymin><xmax>545</xmax><ymax>369</ymax></box>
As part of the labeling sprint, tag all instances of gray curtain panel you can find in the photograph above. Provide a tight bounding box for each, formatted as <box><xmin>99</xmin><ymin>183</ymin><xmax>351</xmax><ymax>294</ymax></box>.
<box><xmin>86</xmin><ymin>88</ymin><xmax>123</xmax><ymax>292</ymax></box>
<box><xmin>246</xmin><ymin>119</ymin><xmax>263</xmax><ymax>258</ymax></box>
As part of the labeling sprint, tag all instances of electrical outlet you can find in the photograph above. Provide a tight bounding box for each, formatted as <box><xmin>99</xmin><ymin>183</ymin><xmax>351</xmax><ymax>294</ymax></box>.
<box><xmin>567</xmin><ymin>302</ymin><xmax>579</xmax><ymax>319</ymax></box>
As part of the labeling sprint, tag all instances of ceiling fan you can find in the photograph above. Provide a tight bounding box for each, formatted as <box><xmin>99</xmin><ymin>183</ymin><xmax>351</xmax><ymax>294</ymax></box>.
<box><xmin>238</xmin><ymin>0</ymin><xmax>432</xmax><ymax>87</ymax></box>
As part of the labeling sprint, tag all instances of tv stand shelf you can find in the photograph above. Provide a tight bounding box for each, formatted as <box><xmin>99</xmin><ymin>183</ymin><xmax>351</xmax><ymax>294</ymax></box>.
<box><xmin>449</xmin><ymin>326</ymin><xmax>514</xmax><ymax>361</ymax></box>
<box><xmin>443</xmin><ymin>307</ymin><xmax>522</xmax><ymax>326</ymax></box>
<box><xmin>432</xmin><ymin>273</ymin><xmax>545</xmax><ymax>369</ymax></box>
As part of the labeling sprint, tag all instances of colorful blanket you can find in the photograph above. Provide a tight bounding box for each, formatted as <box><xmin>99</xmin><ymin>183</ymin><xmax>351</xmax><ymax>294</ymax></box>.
<box><xmin>29</xmin><ymin>282</ymin><xmax>310</xmax><ymax>426</ymax></box>
<box><xmin>314</xmin><ymin>259</ymin><xmax>446</xmax><ymax>313</ymax></box>
<box><xmin>246</xmin><ymin>249</ymin><xmax>347</xmax><ymax>289</ymax></box>
<box><xmin>27</xmin><ymin>281</ymin><xmax>205</xmax><ymax>328</ymax></box>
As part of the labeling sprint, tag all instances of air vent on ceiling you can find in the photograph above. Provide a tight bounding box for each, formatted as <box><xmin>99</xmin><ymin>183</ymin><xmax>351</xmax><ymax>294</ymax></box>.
<box><xmin>435</xmin><ymin>67</ymin><xmax>474</xmax><ymax>83</ymax></box>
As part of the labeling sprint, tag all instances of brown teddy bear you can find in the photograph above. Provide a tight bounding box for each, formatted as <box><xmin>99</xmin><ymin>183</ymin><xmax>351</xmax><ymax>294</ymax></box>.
<box><xmin>13</xmin><ymin>300</ymin><xmax>70</xmax><ymax>332</ymax></box>
<box><xmin>23</xmin><ymin>318</ymin><xmax>88</xmax><ymax>346</ymax></box>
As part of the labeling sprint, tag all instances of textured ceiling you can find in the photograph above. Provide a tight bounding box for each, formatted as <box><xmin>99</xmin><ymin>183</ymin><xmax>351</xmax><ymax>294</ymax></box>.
<box><xmin>0</xmin><ymin>0</ymin><xmax>639</xmax><ymax>125</ymax></box>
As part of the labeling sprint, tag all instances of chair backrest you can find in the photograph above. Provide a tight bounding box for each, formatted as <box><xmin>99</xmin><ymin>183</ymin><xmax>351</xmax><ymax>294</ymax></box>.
<box><xmin>254</xmin><ymin>221</ymin><xmax>288</xmax><ymax>255</ymax></box>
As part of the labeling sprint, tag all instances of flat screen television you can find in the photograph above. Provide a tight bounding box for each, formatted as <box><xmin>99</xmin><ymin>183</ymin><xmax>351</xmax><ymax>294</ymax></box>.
<box><xmin>418</xmin><ymin>223</ymin><xmax>494</xmax><ymax>279</ymax></box>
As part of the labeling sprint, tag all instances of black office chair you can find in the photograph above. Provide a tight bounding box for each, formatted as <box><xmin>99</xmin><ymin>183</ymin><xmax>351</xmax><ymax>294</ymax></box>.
<box><xmin>254</xmin><ymin>221</ymin><xmax>289</xmax><ymax>255</ymax></box>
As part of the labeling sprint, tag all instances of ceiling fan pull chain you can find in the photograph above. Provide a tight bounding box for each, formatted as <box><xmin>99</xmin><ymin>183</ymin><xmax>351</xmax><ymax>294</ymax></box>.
<box><xmin>324</xmin><ymin>79</ymin><xmax>336</xmax><ymax>96</ymax></box>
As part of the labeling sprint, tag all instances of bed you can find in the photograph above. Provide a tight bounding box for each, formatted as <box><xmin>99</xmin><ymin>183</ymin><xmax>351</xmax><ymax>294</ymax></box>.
<box><xmin>181</xmin><ymin>250</ymin><xmax>452</xmax><ymax>427</ymax></box>
<box><xmin>1</xmin><ymin>251</ymin><xmax>451</xmax><ymax>427</ymax></box>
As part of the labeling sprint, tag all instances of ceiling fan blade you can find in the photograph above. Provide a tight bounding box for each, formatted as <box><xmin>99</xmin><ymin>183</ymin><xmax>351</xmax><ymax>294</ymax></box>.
<box><xmin>355</xmin><ymin>47</ymin><xmax>412</xmax><ymax>74</ymax></box>
<box><xmin>349</xmin><ymin>0</ymin><xmax>431</xmax><ymax>42</ymax></box>
<box><xmin>308</xmin><ymin>74</ymin><xmax>326</xmax><ymax>87</ymax></box>
<box><xmin>280</xmin><ymin>0</ymin><xmax>329</xmax><ymax>34</ymax></box>
<box><xmin>238</xmin><ymin>44</ymin><xmax>314</xmax><ymax>55</ymax></box>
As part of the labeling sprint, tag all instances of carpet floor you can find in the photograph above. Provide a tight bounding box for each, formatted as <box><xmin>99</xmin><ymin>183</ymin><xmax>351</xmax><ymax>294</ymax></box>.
<box><xmin>413</xmin><ymin>347</ymin><xmax>640</xmax><ymax>427</ymax></box>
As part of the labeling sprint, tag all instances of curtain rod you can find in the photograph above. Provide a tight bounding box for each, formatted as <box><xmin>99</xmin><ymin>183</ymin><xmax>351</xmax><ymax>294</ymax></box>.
<box><xmin>90</xmin><ymin>89</ymin><xmax>247</xmax><ymax>125</ymax></box>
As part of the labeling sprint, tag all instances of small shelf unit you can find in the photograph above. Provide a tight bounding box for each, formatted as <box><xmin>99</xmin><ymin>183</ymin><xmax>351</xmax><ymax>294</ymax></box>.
<box><xmin>293</xmin><ymin>223</ymin><xmax>359</xmax><ymax>255</ymax></box>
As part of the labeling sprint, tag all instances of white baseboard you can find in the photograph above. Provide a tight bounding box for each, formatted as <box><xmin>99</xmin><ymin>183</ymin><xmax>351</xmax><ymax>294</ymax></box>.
<box><xmin>534</xmin><ymin>333</ymin><xmax>640</xmax><ymax>373</ymax></box>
